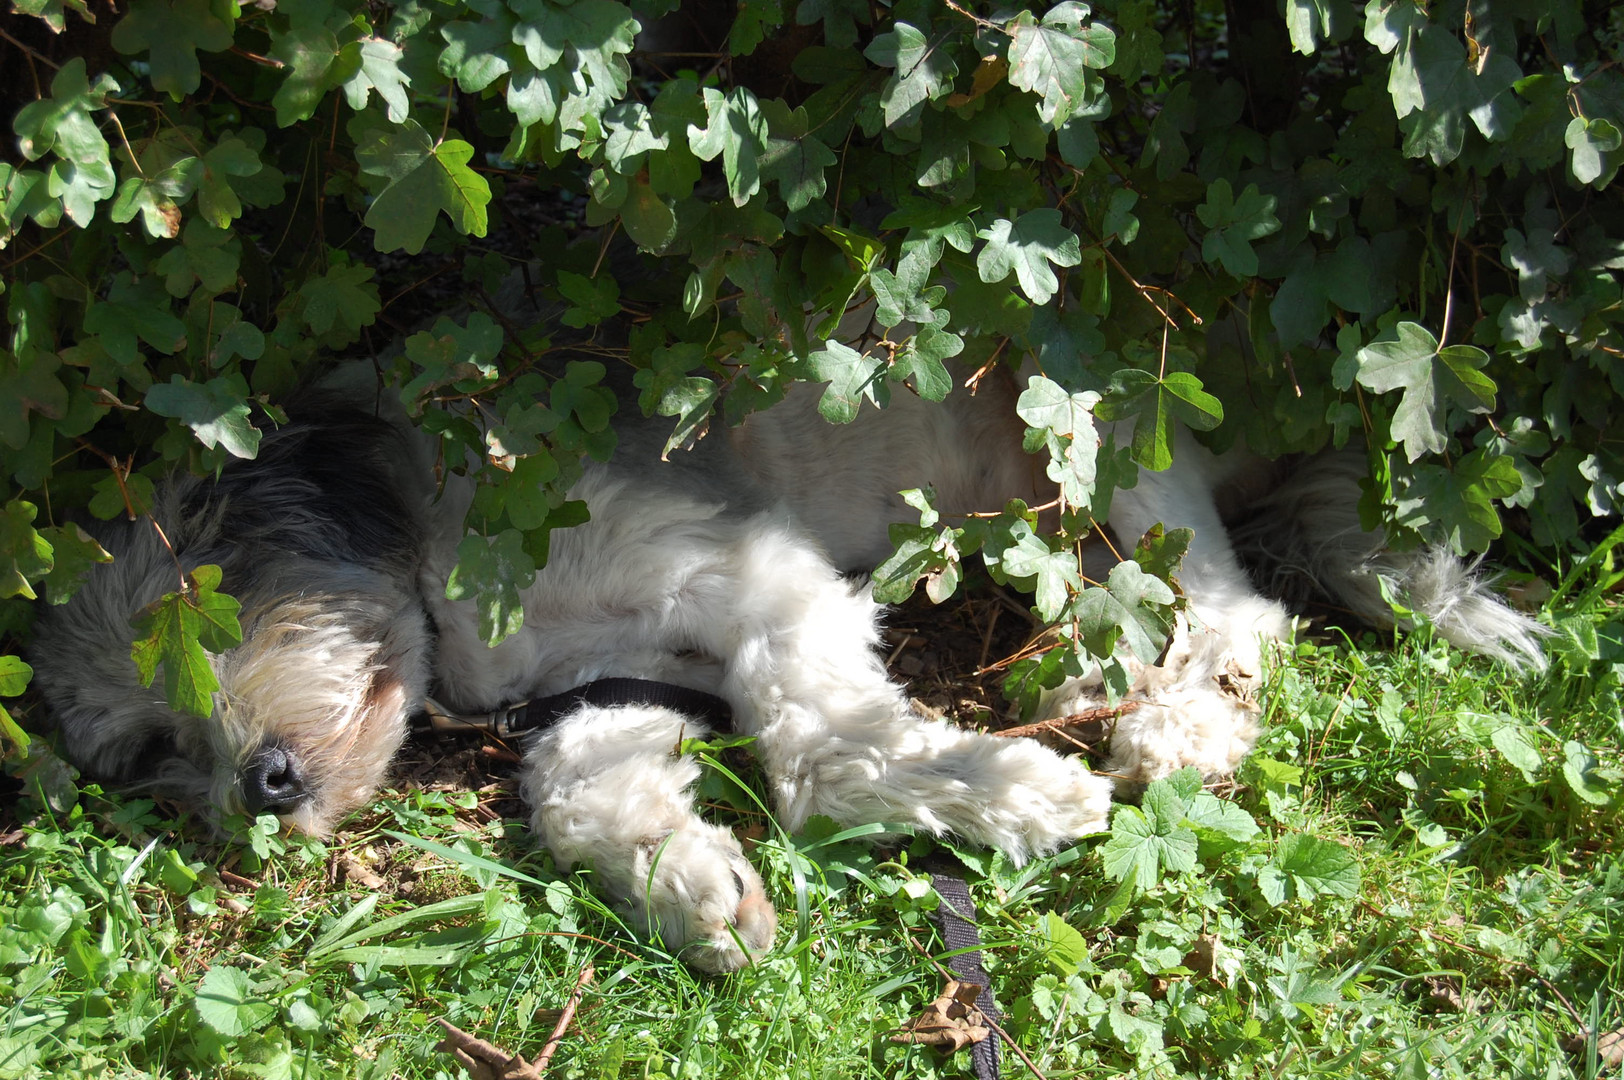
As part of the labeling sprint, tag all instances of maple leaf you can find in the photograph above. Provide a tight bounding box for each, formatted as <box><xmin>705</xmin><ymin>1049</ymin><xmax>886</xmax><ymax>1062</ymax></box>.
<box><xmin>687</xmin><ymin>87</ymin><xmax>771</xmax><ymax>206</ymax></box>
<box><xmin>446</xmin><ymin>530</ymin><xmax>538</xmax><ymax>646</ymax></box>
<box><xmin>110</xmin><ymin>0</ymin><xmax>234</xmax><ymax>97</ymax></box>
<box><xmin>1005</xmin><ymin>2</ymin><xmax>1115</xmax><ymax>125</ymax></box>
<box><xmin>1353</xmin><ymin>321</ymin><xmax>1496</xmax><ymax>463</ymax></box>
<box><xmin>1195</xmin><ymin>178</ymin><xmax>1279</xmax><ymax>277</ymax></box>
<box><xmin>144</xmin><ymin>374</ymin><xmax>263</xmax><ymax>460</ymax></box>
<box><xmin>864</xmin><ymin>21</ymin><xmax>958</xmax><ymax>129</ymax></box>
<box><xmin>1017</xmin><ymin>375</ymin><xmax>1101</xmax><ymax>512</ymax></box>
<box><xmin>342</xmin><ymin>37</ymin><xmax>412</xmax><ymax>122</ymax></box>
<box><xmin>130</xmin><ymin>564</ymin><xmax>244</xmax><ymax>718</ymax></box>
<box><xmin>1095</xmin><ymin>368</ymin><xmax>1223</xmax><ymax>472</ymax></box>
<box><xmin>806</xmin><ymin>340</ymin><xmax>886</xmax><ymax>424</ymax></box>
<box><xmin>1073</xmin><ymin>559</ymin><xmax>1175</xmax><ymax>665</ymax></box>
<box><xmin>975</xmin><ymin>209</ymin><xmax>1082</xmax><ymax>305</ymax></box>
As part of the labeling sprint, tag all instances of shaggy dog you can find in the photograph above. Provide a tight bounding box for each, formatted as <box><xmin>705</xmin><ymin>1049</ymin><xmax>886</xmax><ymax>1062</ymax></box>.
<box><xmin>29</xmin><ymin>331</ymin><xmax>1547</xmax><ymax>972</ymax></box>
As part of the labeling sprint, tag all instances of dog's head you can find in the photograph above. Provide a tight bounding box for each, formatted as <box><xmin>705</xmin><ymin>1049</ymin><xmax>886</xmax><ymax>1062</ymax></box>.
<box><xmin>34</xmin><ymin>565</ymin><xmax>432</xmax><ymax>834</ymax></box>
<box><xmin>31</xmin><ymin>406</ymin><xmax>436</xmax><ymax>833</ymax></box>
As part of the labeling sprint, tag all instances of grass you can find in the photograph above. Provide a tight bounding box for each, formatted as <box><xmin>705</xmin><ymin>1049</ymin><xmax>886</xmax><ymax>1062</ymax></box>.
<box><xmin>1</xmin><ymin>585</ymin><xmax>1619</xmax><ymax>1079</ymax></box>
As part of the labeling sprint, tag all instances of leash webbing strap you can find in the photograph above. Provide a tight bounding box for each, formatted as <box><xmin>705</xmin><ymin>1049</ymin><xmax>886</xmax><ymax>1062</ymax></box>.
<box><xmin>931</xmin><ymin>873</ymin><xmax>1002</xmax><ymax>1080</ymax></box>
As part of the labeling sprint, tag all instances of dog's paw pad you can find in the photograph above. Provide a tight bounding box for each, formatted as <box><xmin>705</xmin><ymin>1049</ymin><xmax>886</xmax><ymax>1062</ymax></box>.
<box><xmin>638</xmin><ymin>822</ymin><xmax>778</xmax><ymax>973</ymax></box>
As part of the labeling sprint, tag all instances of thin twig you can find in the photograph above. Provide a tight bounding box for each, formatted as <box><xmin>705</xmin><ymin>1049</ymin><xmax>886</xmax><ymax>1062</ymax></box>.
<box><xmin>533</xmin><ymin>963</ymin><xmax>595</xmax><ymax>1074</ymax></box>
<box><xmin>0</xmin><ymin>26</ymin><xmax>63</xmax><ymax>72</ymax></box>
<box><xmin>1359</xmin><ymin>901</ymin><xmax>1586</xmax><ymax>1029</ymax></box>
<box><xmin>993</xmin><ymin>701</ymin><xmax>1139</xmax><ymax>739</ymax></box>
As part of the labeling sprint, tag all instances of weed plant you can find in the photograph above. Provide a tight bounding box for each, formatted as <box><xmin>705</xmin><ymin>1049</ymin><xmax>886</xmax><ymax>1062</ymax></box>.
<box><xmin>2</xmin><ymin>580</ymin><xmax>1618</xmax><ymax>1079</ymax></box>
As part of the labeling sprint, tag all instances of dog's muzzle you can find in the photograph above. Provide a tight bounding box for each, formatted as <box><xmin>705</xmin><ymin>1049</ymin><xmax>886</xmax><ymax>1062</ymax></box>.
<box><xmin>241</xmin><ymin>742</ymin><xmax>310</xmax><ymax>814</ymax></box>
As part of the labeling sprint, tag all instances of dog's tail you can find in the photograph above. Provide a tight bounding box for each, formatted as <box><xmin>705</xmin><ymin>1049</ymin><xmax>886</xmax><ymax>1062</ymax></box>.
<box><xmin>1231</xmin><ymin>453</ymin><xmax>1551</xmax><ymax>671</ymax></box>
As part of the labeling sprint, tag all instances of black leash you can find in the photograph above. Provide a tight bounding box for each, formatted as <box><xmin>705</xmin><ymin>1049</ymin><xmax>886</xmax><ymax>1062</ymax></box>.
<box><xmin>414</xmin><ymin>677</ymin><xmax>734</xmax><ymax>738</ymax></box>
<box><xmin>931</xmin><ymin>873</ymin><xmax>1002</xmax><ymax>1080</ymax></box>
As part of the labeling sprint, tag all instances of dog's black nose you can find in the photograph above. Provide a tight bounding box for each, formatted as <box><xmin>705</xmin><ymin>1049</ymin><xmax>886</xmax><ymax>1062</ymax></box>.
<box><xmin>241</xmin><ymin>743</ymin><xmax>310</xmax><ymax>814</ymax></box>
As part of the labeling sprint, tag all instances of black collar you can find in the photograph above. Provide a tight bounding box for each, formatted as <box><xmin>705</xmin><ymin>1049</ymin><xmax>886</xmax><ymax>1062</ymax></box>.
<box><xmin>414</xmin><ymin>678</ymin><xmax>734</xmax><ymax>738</ymax></box>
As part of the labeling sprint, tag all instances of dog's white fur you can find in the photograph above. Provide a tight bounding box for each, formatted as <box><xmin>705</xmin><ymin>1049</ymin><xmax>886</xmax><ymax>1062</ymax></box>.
<box><xmin>32</xmin><ymin>346</ymin><xmax>1548</xmax><ymax>973</ymax></box>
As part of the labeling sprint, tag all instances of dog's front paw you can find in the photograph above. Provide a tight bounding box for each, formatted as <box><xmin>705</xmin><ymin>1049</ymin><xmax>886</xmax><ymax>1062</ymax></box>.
<box><xmin>629</xmin><ymin>821</ymin><xmax>777</xmax><ymax>974</ymax></box>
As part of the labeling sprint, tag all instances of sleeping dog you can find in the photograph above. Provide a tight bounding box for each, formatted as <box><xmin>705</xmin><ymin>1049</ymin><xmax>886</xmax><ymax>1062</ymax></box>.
<box><xmin>30</xmin><ymin>322</ymin><xmax>1546</xmax><ymax>971</ymax></box>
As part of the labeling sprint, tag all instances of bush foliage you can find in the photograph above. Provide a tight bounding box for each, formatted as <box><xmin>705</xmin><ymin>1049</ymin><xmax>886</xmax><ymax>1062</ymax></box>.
<box><xmin>1</xmin><ymin>0</ymin><xmax>1621</xmax><ymax>720</ymax></box>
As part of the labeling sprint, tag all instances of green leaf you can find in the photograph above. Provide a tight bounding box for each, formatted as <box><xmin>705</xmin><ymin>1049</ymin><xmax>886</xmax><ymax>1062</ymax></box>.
<box><xmin>634</xmin><ymin>344</ymin><xmax>719</xmax><ymax>458</ymax></box>
<box><xmin>110</xmin><ymin>156</ymin><xmax>201</xmax><ymax>239</ymax></box>
<box><xmin>354</xmin><ymin>118</ymin><xmax>491</xmax><ymax>254</ymax></box>
<box><xmin>795</xmin><ymin>0</ymin><xmax>868</xmax><ymax>49</ymax></box>
<box><xmin>1258</xmin><ymin>834</ymin><xmax>1361</xmax><ymax>906</ymax></box>
<box><xmin>1490</xmin><ymin>723</ymin><xmax>1543</xmax><ymax>783</ymax></box>
<box><xmin>130</xmin><ymin>565</ymin><xmax>244</xmax><ymax>718</ymax></box>
<box><xmin>1561</xmin><ymin>741</ymin><xmax>1615</xmax><ymax>805</ymax></box>
<box><xmin>343</xmin><ymin>38</ymin><xmax>412</xmax><ymax>123</ymax></box>
<box><xmin>1100</xmin><ymin>796</ymin><xmax>1198</xmax><ymax>892</ymax></box>
<box><xmin>0</xmin><ymin>500</ymin><xmax>54</xmax><ymax>601</ymax></box>
<box><xmin>1353</xmin><ymin>322</ymin><xmax>1496</xmax><ymax>463</ymax></box>
<box><xmin>0</xmin><ymin>655</ymin><xmax>32</xmax><ymax>697</ymax></box>
<box><xmin>806</xmin><ymin>340</ymin><xmax>885</xmax><ymax>424</ymax></box>
<box><xmin>111</xmin><ymin>0</ymin><xmax>235</xmax><ymax>96</ymax></box>
<box><xmin>976</xmin><ymin>209</ymin><xmax>1082</xmax><ymax>306</ymax></box>
<box><xmin>758</xmin><ymin>100</ymin><xmax>836</xmax><ymax>213</ymax></box>
<box><xmin>1389</xmin><ymin>24</ymin><xmax>1523</xmax><ymax>165</ymax></box>
<box><xmin>687</xmin><ymin>87</ymin><xmax>770</xmax><ymax>206</ymax></box>
<box><xmin>872</xmin><ymin>522</ymin><xmax>955</xmax><ymax>605</ymax></box>
<box><xmin>12</xmin><ymin>57</ymin><xmax>116</xmax><ymax>164</ymax></box>
<box><xmin>194</xmin><ymin>966</ymin><xmax>277</xmax><ymax>1038</ymax></box>
<box><xmin>864</xmin><ymin>21</ymin><xmax>958</xmax><ymax>129</ymax></box>
<box><xmin>1502</xmin><ymin>227</ymin><xmax>1572</xmax><ymax>302</ymax></box>
<box><xmin>145</xmin><ymin>374</ymin><xmax>263</xmax><ymax>459</ymax></box>
<box><xmin>0</xmin><ymin>351</ymin><xmax>70</xmax><ymax>452</ymax></box>
<box><xmin>88</xmin><ymin>473</ymin><xmax>157</xmax><ymax>521</ymax></box>
<box><xmin>1565</xmin><ymin>116</ymin><xmax>1622</xmax><ymax>187</ymax></box>
<box><xmin>10</xmin><ymin>0</ymin><xmax>93</xmax><ymax>32</ymax></box>
<box><xmin>1393</xmin><ymin>450</ymin><xmax>1521</xmax><ymax>554</ymax></box>
<box><xmin>1095</xmin><ymin>368</ymin><xmax>1223</xmax><ymax>472</ymax></box>
<box><xmin>1196</xmin><ymin>179</ymin><xmax>1279</xmax><ymax>277</ymax></box>
<box><xmin>557</xmin><ymin>270</ymin><xmax>620</xmax><ymax>328</ymax></box>
<box><xmin>39</xmin><ymin>524</ymin><xmax>113</xmax><ymax>605</ymax></box>
<box><xmin>268</xmin><ymin>21</ymin><xmax>354</xmax><ymax>127</ymax></box>
<box><xmin>1017</xmin><ymin>375</ymin><xmax>1101</xmax><ymax>511</ymax></box>
<box><xmin>1285</xmin><ymin>0</ymin><xmax>1338</xmax><ymax>54</ymax></box>
<box><xmin>445</xmin><ymin>530</ymin><xmax>537</xmax><ymax>647</ymax></box>
<box><xmin>1072</xmin><ymin>560</ymin><xmax>1175</xmax><ymax>664</ymax></box>
<box><xmin>439</xmin><ymin>14</ymin><xmax>514</xmax><ymax>92</ymax></box>
<box><xmin>10</xmin><ymin>58</ymin><xmax>118</xmax><ymax>223</ymax></box>
<box><xmin>1005</xmin><ymin>2</ymin><xmax>1114</xmax><ymax>125</ymax></box>
<box><xmin>298</xmin><ymin>263</ymin><xmax>381</xmax><ymax>344</ymax></box>
<box><xmin>1181</xmin><ymin>790</ymin><xmax>1261</xmax><ymax>850</ymax></box>
<box><xmin>982</xmin><ymin>516</ymin><xmax>1080</xmax><ymax>622</ymax></box>
<box><xmin>1040</xmin><ymin>911</ymin><xmax>1089</xmax><ymax>976</ymax></box>
<box><xmin>508</xmin><ymin>0</ymin><xmax>638</xmax><ymax>134</ymax></box>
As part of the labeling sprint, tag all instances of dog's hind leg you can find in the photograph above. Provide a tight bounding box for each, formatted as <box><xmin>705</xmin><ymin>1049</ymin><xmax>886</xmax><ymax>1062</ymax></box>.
<box><xmin>519</xmin><ymin>704</ymin><xmax>777</xmax><ymax>974</ymax></box>
<box><xmin>704</xmin><ymin>518</ymin><xmax>1114</xmax><ymax>861</ymax></box>
<box><xmin>1042</xmin><ymin>435</ymin><xmax>1293</xmax><ymax>783</ymax></box>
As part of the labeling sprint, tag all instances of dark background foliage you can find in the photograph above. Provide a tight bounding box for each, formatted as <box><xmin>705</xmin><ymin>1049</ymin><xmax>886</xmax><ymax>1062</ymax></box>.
<box><xmin>1</xmin><ymin>0</ymin><xmax>1620</xmax><ymax>726</ymax></box>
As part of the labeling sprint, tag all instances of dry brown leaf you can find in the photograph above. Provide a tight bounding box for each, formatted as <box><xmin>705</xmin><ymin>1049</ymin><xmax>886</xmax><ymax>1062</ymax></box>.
<box><xmin>1422</xmin><ymin>975</ymin><xmax>1464</xmax><ymax>1013</ymax></box>
<box><xmin>339</xmin><ymin>853</ymin><xmax>386</xmax><ymax>891</ymax></box>
<box><xmin>435</xmin><ymin>1018</ymin><xmax>543</xmax><ymax>1080</ymax></box>
<box><xmin>1601</xmin><ymin>1027</ymin><xmax>1624</xmax><ymax>1068</ymax></box>
<box><xmin>1182</xmin><ymin>933</ymin><xmax>1220</xmax><ymax>980</ymax></box>
<box><xmin>890</xmin><ymin>979</ymin><xmax>991</xmax><ymax>1053</ymax></box>
<box><xmin>1560</xmin><ymin>1026</ymin><xmax>1624</xmax><ymax>1068</ymax></box>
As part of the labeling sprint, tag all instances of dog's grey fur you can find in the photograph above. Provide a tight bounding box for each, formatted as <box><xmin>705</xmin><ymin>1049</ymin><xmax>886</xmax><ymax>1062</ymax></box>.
<box><xmin>30</xmin><ymin>333</ymin><xmax>1547</xmax><ymax>971</ymax></box>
